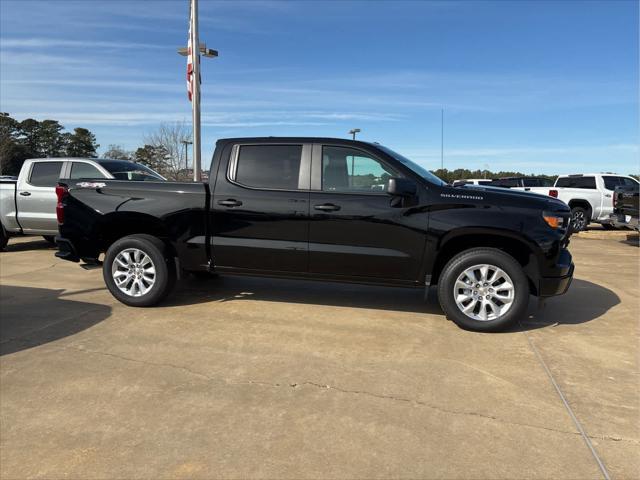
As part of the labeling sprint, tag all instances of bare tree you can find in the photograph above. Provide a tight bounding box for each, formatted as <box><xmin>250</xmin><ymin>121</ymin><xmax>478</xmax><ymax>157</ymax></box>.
<box><xmin>144</xmin><ymin>122</ymin><xmax>191</xmax><ymax>180</ymax></box>
<box><xmin>103</xmin><ymin>144</ymin><xmax>132</xmax><ymax>160</ymax></box>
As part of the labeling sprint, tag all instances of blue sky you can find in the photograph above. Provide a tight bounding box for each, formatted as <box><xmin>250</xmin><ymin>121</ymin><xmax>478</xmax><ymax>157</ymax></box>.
<box><xmin>1</xmin><ymin>0</ymin><xmax>638</xmax><ymax>174</ymax></box>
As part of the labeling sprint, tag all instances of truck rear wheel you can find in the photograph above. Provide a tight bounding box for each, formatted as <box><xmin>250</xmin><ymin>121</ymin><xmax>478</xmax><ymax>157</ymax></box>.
<box><xmin>437</xmin><ymin>248</ymin><xmax>529</xmax><ymax>332</ymax></box>
<box><xmin>103</xmin><ymin>234</ymin><xmax>176</xmax><ymax>307</ymax></box>
<box><xmin>570</xmin><ymin>206</ymin><xmax>589</xmax><ymax>231</ymax></box>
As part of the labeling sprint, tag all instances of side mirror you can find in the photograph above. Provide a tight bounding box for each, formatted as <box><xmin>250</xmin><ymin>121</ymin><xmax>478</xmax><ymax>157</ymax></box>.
<box><xmin>387</xmin><ymin>177</ymin><xmax>417</xmax><ymax>197</ymax></box>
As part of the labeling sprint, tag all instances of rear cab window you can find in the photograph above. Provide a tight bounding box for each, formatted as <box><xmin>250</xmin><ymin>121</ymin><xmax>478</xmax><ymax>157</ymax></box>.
<box><xmin>28</xmin><ymin>161</ymin><xmax>63</xmax><ymax>187</ymax></box>
<box><xmin>231</xmin><ymin>144</ymin><xmax>304</xmax><ymax>190</ymax></box>
<box><xmin>556</xmin><ymin>176</ymin><xmax>596</xmax><ymax>189</ymax></box>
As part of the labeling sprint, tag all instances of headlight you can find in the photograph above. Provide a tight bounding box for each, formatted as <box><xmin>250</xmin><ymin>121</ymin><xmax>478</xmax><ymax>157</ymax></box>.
<box><xmin>542</xmin><ymin>211</ymin><xmax>565</xmax><ymax>229</ymax></box>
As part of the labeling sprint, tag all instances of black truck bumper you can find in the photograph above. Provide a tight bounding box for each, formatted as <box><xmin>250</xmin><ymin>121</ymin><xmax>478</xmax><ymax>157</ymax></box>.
<box><xmin>538</xmin><ymin>249</ymin><xmax>574</xmax><ymax>297</ymax></box>
<box><xmin>55</xmin><ymin>236</ymin><xmax>80</xmax><ymax>262</ymax></box>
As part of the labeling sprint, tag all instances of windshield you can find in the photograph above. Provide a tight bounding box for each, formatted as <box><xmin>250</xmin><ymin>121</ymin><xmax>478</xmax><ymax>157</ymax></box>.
<box><xmin>376</xmin><ymin>145</ymin><xmax>446</xmax><ymax>186</ymax></box>
<box><xmin>99</xmin><ymin>160</ymin><xmax>165</xmax><ymax>181</ymax></box>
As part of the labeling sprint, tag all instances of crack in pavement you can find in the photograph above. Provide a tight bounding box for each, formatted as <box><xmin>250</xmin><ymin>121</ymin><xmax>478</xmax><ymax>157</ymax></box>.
<box><xmin>519</xmin><ymin>325</ymin><xmax>613</xmax><ymax>480</ymax></box>
<box><xmin>31</xmin><ymin>343</ymin><xmax>637</xmax><ymax>446</ymax></box>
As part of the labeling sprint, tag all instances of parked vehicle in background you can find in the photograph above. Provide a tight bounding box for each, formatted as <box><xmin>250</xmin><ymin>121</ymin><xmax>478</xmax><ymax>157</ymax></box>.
<box><xmin>490</xmin><ymin>177</ymin><xmax>553</xmax><ymax>188</ymax></box>
<box><xmin>0</xmin><ymin>158</ymin><xmax>165</xmax><ymax>250</ymax></box>
<box><xmin>512</xmin><ymin>173</ymin><xmax>639</xmax><ymax>231</ymax></box>
<box><xmin>610</xmin><ymin>183</ymin><xmax>639</xmax><ymax>231</ymax></box>
<box><xmin>451</xmin><ymin>178</ymin><xmax>493</xmax><ymax>187</ymax></box>
<box><xmin>56</xmin><ymin>137</ymin><xmax>574</xmax><ymax>332</ymax></box>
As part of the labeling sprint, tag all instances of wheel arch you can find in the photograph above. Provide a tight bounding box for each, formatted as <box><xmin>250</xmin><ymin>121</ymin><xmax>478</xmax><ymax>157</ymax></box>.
<box><xmin>430</xmin><ymin>230</ymin><xmax>540</xmax><ymax>295</ymax></box>
<box><xmin>97</xmin><ymin>212</ymin><xmax>176</xmax><ymax>257</ymax></box>
<box><xmin>567</xmin><ymin>199</ymin><xmax>592</xmax><ymax>218</ymax></box>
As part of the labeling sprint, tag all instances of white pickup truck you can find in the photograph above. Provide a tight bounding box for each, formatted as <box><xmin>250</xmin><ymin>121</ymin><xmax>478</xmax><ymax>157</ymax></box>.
<box><xmin>515</xmin><ymin>173</ymin><xmax>639</xmax><ymax>231</ymax></box>
<box><xmin>0</xmin><ymin>157</ymin><xmax>165</xmax><ymax>250</ymax></box>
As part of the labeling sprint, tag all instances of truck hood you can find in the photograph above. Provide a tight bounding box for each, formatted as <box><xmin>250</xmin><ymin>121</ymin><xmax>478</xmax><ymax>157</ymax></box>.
<box><xmin>455</xmin><ymin>184</ymin><xmax>569</xmax><ymax>211</ymax></box>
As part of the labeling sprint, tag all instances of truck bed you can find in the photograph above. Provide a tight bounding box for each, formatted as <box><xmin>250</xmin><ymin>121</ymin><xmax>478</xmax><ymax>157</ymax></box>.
<box><xmin>57</xmin><ymin>179</ymin><xmax>210</xmax><ymax>270</ymax></box>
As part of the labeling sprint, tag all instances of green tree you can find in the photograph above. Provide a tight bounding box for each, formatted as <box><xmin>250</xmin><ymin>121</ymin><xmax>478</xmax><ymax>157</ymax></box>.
<box><xmin>65</xmin><ymin>128</ymin><xmax>99</xmax><ymax>157</ymax></box>
<box><xmin>17</xmin><ymin>118</ymin><xmax>66</xmax><ymax>158</ymax></box>
<box><xmin>37</xmin><ymin>119</ymin><xmax>66</xmax><ymax>157</ymax></box>
<box><xmin>0</xmin><ymin>113</ymin><xmax>30</xmax><ymax>175</ymax></box>
<box><xmin>134</xmin><ymin>144</ymin><xmax>169</xmax><ymax>172</ymax></box>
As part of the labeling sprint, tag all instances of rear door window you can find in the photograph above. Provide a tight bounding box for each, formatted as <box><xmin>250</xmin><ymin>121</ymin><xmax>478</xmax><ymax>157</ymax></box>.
<box><xmin>69</xmin><ymin>162</ymin><xmax>105</xmax><ymax>179</ymax></box>
<box><xmin>28</xmin><ymin>162</ymin><xmax>63</xmax><ymax>187</ymax></box>
<box><xmin>233</xmin><ymin>145</ymin><xmax>303</xmax><ymax>190</ymax></box>
<box><xmin>602</xmin><ymin>176</ymin><xmax>622</xmax><ymax>191</ymax></box>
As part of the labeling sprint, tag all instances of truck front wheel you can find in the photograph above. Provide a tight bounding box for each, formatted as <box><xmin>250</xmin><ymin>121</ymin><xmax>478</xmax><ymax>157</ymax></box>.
<box><xmin>103</xmin><ymin>234</ymin><xmax>176</xmax><ymax>307</ymax></box>
<box><xmin>437</xmin><ymin>248</ymin><xmax>529</xmax><ymax>332</ymax></box>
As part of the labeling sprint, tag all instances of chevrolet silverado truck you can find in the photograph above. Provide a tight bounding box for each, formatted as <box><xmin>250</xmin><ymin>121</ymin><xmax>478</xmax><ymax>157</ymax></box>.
<box><xmin>0</xmin><ymin>157</ymin><xmax>165</xmax><ymax>250</ymax></box>
<box><xmin>514</xmin><ymin>173</ymin><xmax>639</xmax><ymax>231</ymax></box>
<box><xmin>55</xmin><ymin>137</ymin><xmax>574</xmax><ymax>332</ymax></box>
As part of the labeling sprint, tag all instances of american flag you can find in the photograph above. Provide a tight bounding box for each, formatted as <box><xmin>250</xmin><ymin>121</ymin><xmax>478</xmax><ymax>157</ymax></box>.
<box><xmin>186</xmin><ymin>2</ymin><xmax>194</xmax><ymax>102</ymax></box>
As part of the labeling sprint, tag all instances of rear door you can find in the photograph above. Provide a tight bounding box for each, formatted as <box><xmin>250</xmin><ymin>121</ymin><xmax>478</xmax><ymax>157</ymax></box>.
<box><xmin>210</xmin><ymin>143</ymin><xmax>311</xmax><ymax>272</ymax></box>
<box><xmin>16</xmin><ymin>160</ymin><xmax>64</xmax><ymax>234</ymax></box>
<box><xmin>307</xmin><ymin>144</ymin><xmax>426</xmax><ymax>282</ymax></box>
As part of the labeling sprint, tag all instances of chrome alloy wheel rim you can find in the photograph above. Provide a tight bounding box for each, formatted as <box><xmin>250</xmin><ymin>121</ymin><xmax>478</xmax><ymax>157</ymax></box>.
<box><xmin>111</xmin><ymin>248</ymin><xmax>156</xmax><ymax>297</ymax></box>
<box><xmin>453</xmin><ymin>264</ymin><xmax>515</xmax><ymax>321</ymax></box>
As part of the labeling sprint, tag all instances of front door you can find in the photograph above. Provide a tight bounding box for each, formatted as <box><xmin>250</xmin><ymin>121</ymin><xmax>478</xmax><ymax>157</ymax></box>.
<box><xmin>16</xmin><ymin>160</ymin><xmax>64</xmax><ymax>234</ymax></box>
<box><xmin>210</xmin><ymin>143</ymin><xmax>311</xmax><ymax>272</ymax></box>
<box><xmin>308</xmin><ymin>145</ymin><xmax>427</xmax><ymax>282</ymax></box>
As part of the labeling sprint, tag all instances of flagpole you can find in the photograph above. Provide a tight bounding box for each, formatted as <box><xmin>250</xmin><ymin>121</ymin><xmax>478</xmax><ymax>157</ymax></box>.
<box><xmin>191</xmin><ymin>0</ymin><xmax>201</xmax><ymax>182</ymax></box>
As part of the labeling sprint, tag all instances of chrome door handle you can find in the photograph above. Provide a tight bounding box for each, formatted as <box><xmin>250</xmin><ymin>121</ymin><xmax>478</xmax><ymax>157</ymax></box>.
<box><xmin>218</xmin><ymin>199</ymin><xmax>242</xmax><ymax>207</ymax></box>
<box><xmin>19</xmin><ymin>191</ymin><xmax>31</xmax><ymax>196</ymax></box>
<box><xmin>314</xmin><ymin>203</ymin><xmax>340</xmax><ymax>212</ymax></box>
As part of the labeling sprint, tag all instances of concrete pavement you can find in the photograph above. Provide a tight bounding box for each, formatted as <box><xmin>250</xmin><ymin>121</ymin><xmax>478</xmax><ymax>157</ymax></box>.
<box><xmin>0</xmin><ymin>234</ymin><xmax>638</xmax><ymax>479</ymax></box>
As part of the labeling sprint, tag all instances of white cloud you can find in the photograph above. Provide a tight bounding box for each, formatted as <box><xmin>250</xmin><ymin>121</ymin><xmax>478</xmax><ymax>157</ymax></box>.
<box><xmin>1</xmin><ymin>38</ymin><xmax>170</xmax><ymax>50</ymax></box>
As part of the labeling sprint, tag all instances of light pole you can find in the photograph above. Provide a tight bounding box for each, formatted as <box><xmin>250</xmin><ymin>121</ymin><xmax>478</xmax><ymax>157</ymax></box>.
<box><xmin>440</xmin><ymin>108</ymin><xmax>444</xmax><ymax>171</ymax></box>
<box><xmin>178</xmin><ymin>0</ymin><xmax>218</xmax><ymax>182</ymax></box>
<box><xmin>349</xmin><ymin>128</ymin><xmax>361</xmax><ymax>140</ymax></box>
<box><xmin>181</xmin><ymin>140</ymin><xmax>193</xmax><ymax>174</ymax></box>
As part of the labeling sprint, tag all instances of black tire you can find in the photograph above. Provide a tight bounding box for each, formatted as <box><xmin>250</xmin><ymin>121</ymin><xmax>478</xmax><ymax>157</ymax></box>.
<box><xmin>437</xmin><ymin>248</ymin><xmax>529</xmax><ymax>332</ymax></box>
<box><xmin>0</xmin><ymin>227</ymin><xmax>8</xmax><ymax>251</ymax></box>
<box><xmin>103</xmin><ymin>234</ymin><xmax>176</xmax><ymax>307</ymax></box>
<box><xmin>43</xmin><ymin>235</ymin><xmax>56</xmax><ymax>244</ymax></box>
<box><xmin>570</xmin><ymin>207</ymin><xmax>589</xmax><ymax>232</ymax></box>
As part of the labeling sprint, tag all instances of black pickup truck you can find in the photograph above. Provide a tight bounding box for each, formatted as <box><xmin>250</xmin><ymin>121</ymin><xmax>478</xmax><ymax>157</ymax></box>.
<box><xmin>56</xmin><ymin>137</ymin><xmax>574</xmax><ymax>331</ymax></box>
<box><xmin>610</xmin><ymin>183</ymin><xmax>639</xmax><ymax>231</ymax></box>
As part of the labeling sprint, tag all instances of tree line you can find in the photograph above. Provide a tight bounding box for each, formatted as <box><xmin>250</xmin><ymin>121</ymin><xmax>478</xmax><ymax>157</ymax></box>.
<box><xmin>0</xmin><ymin>112</ymin><xmax>99</xmax><ymax>175</ymax></box>
<box><xmin>0</xmin><ymin>113</ymin><xmax>192</xmax><ymax>180</ymax></box>
<box><xmin>431</xmin><ymin>168</ymin><xmax>557</xmax><ymax>184</ymax></box>
<box><xmin>2</xmin><ymin>113</ymin><xmax>635</xmax><ymax>183</ymax></box>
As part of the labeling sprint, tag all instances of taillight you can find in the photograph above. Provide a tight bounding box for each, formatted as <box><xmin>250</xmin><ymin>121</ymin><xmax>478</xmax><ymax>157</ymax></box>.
<box><xmin>613</xmin><ymin>193</ymin><xmax>616</xmax><ymax>208</ymax></box>
<box><xmin>549</xmin><ymin>189</ymin><xmax>558</xmax><ymax>198</ymax></box>
<box><xmin>55</xmin><ymin>185</ymin><xmax>68</xmax><ymax>224</ymax></box>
